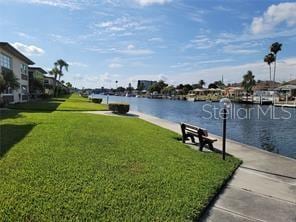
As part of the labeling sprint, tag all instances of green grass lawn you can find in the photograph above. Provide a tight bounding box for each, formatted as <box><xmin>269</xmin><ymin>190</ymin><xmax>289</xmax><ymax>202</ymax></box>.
<box><xmin>0</xmin><ymin>108</ymin><xmax>240</xmax><ymax>221</ymax></box>
<box><xmin>8</xmin><ymin>93</ymin><xmax>108</xmax><ymax>111</ymax></box>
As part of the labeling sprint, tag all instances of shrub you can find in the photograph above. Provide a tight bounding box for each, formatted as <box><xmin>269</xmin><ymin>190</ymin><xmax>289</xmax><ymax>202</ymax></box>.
<box><xmin>108</xmin><ymin>103</ymin><xmax>130</xmax><ymax>114</ymax></box>
<box><xmin>80</xmin><ymin>93</ymin><xmax>88</xmax><ymax>98</ymax></box>
<box><xmin>40</xmin><ymin>94</ymin><xmax>52</xmax><ymax>99</ymax></box>
<box><xmin>92</xmin><ymin>98</ymin><xmax>102</xmax><ymax>104</ymax></box>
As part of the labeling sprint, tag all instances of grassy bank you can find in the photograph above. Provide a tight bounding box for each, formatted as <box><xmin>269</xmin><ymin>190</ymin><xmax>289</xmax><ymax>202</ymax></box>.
<box><xmin>8</xmin><ymin>93</ymin><xmax>108</xmax><ymax>111</ymax></box>
<box><xmin>0</xmin><ymin>98</ymin><xmax>240</xmax><ymax>220</ymax></box>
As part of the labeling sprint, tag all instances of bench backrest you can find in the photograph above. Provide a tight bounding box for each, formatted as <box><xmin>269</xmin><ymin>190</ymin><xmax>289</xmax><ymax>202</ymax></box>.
<box><xmin>198</xmin><ymin>128</ymin><xmax>208</xmax><ymax>137</ymax></box>
<box><xmin>181</xmin><ymin>123</ymin><xmax>209</xmax><ymax>137</ymax></box>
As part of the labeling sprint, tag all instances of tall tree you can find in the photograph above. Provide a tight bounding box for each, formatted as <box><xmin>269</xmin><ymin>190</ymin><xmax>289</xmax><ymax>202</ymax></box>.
<box><xmin>49</xmin><ymin>67</ymin><xmax>59</xmax><ymax>97</ymax></box>
<box><xmin>54</xmin><ymin>59</ymin><xmax>69</xmax><ymax>81</ymax></box>
<box><xmin>148</xmin><ymin>80</ymin><xmax>168</xmax><ymax>93</ymax></box>
<box><xmin>270</xmin><ymin>42</ymin><xmax>282</xmax><ymax>85</ymax></box>
<box><xmin>0</xmin><ymin>68</ymin><xmax>20</xmax><ymax>93</ymax></box>
<box><xmin>199</xmin><ymin>80</ymin><xmax>205</xmax><ymax>88</ymax></box>
<box><xmin>52</xmin><ymin>59</ymin><xmax>69</xmax><ymax>96</ymax></box>
<box><xmin>162</xmin><ymin>85</ymin><xmax>175</xmax><ymax>96</ymax></box>
<box><xmin>66</xmin><ymin>82</ymin><xmax>72</xmax><ymax>88</ymax></box>
<box><xmin>241</xmin><ymin>70</ymin><xmax>256</xmax><ymax>101</ymax></box>
<box><xmin>0</xmin><ymin>68</ymin><xmax>20</xmax><ymax>105</ymax></box>
<box><xmin>264</xmin><ymin>53</ymin><xmax>275</xmax><ymax>81</ymax></box>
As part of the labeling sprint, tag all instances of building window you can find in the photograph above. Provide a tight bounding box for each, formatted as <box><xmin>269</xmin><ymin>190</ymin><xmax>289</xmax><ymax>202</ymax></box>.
<box><xmin>21</xmin><ymin>64</ymin><xmax>28</xmax><ymax>75</ymax></box>
<box><xmin>3</xmin><ymin>87</ymin><xmax>13</xmax><ymax>94</ymax></box>
<box><xmin>21</xmin><ymin>85</ymin><xmax>27</xmax><ymax>94</ymax></box>
<box><xmin>21</xmin><ymin>74</ymin><xmax>28</xmax><ymax>80</ymax></box>
<box><xmin>0</xmin><ymin>53</ymin><xmax>12</xmax><ymax>69</ymax></box>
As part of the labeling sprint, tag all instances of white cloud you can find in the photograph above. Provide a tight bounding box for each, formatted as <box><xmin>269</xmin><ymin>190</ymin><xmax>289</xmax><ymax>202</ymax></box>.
<box><xmin>251</xmin><ymin>2</ymin><xmax>296</xmax><ymax>34</ymax></box>
<box><xmin>148</xmin><ymin>37</ymin><xmax>163</xmax><ymax>42</ymax></box>
<box><xmin>196</xmin><ymin>59</ymin><xmax>234</xmax><ymax>64</ymax></box>
<box><xmin>68</xmin><ymin>62</ymin><xmax>88</xmax><ymax>67</ymax></box>
<box><xmin>109</xmin><ymin>63</ymin><xmax>122</xmax><ymax>68</ymax></box>
<box><xmin>12</xmin><ymin>42</ymin><xmax>44</xmax><ymax>56</ymax></box>
<box><xmin>96</xmin><ymin>17</ymin><xmax>150</xmax><ymax>34</ymax></box>
<box><xmin>223</xmin><ymin>44</ymin><xmax>260</xmax><ymax>55</ymax></box>
<box><xmin>213</xmin><ymin>5</ymin><xmax>233</xmax><ymax>12</ymax></box>
<box><xmin>134</xmin><ymin>0</ymin><xmax>171</xmax><ymax>6</ymax></box>
<box><xmin>170</xmin><ymin>62</ymin><xmax>190</xmax><ymax>69</ymax></box>
<box><xmin>119</xmin><ymin>45</ymin><xmax>154</xmax><ymax>56</ymax></box>
<box><xmin>16</xmin><ymin>32</ymin><xmax>35</xmax><ymax>40</ymax></box>
<box><xmin>87</xmin><ymin>44</ymin><xmax>154</xmax><ymax>56</ymax></box>
<box><xmin>158</xmin><ymin>74</ymin><xmax>168</xmax><ymax>81</ymax></box>
<box><xmin>50</xmin><ymin>34</ymin><xmax>76</xmax><ymax>44</ymax></box>
<box><xmin>100</xmin><ymin>72</ymin><xmax>112</xmax><ymax>83</ymax></box>
<box><xmin>18</xmin><ymin>0</ymin><xmax>89</xmax><ymax>10</ymax></box>
<box><xmin>185</xmin><ymin>35</ymin><xmax>215</xmax><ymax>50</ymax></box>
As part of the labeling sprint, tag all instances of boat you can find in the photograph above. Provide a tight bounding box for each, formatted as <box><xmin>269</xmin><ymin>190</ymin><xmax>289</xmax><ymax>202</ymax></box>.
<box><xmin>187</xmin><ymin>97</ymin><xmax>196</xmax><ymax>102</ymax></box>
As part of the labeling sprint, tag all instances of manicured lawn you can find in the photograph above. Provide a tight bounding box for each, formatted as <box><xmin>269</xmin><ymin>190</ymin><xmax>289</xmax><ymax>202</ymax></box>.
<box><xmin>0</xmin><ymin>109</ymin><xmax>240</xmax><ymax>221</ymax></box>
<box><xmin>8</xmin><ymin>93</ymin><xmax>108</xmax><ymax>111</ymax></box>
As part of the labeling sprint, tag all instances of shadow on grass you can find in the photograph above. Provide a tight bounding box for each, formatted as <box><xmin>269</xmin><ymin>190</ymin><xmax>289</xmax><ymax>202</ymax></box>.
<box><xmin>8</xmin><ymin>100</ymin><xmax>62</xmax><ymax>112</ymax></box>
<box><xmin>0</xmin><ymin>124</ymin><xmax>36</xmax><ymax>157</ymax></box>
<box><xmin>0</xmin><ymin>109</ymin><xmax>23</xmax><ymax>120</ymax></box>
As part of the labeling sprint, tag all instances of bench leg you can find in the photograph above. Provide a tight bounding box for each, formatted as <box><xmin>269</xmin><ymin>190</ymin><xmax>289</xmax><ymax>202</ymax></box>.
<box><xmin>182</xmin><ymin>134</ymin><xmax>186</xmax><ymax>143</ymax></box>
<box><xmin>208</xmin><ymin>142</ymin><xmax>214</xmax><ymax>150</ymax></box>
<box><xmin>190</xmin><ymin>135</ymin><xmax>195</xmax><ymax>143</ymax></box>
<box><xmin>199</xmin><ymin>139</ymin><xmax>204</xmax><ymax>151</ymax></box>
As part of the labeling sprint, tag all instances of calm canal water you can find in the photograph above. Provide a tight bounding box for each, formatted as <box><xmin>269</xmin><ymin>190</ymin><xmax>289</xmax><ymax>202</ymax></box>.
<box><xmin>96</xmin><ymin>95</ymin><xmax>296</xmax><ymax>159</ymax></box>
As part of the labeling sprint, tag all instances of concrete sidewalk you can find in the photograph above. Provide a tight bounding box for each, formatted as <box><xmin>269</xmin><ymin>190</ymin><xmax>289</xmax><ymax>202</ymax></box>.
<box><xmin>86</xmin><ymin>111</ymin><xmax>296</xmax><ymax>222</ymax></box>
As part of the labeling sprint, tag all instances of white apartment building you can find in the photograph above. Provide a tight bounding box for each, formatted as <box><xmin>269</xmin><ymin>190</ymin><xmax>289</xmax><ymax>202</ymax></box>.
<box><xmin>0</xmin><ymin>42</ymin><xmax>34</xmax><ymax>103</ymax></box>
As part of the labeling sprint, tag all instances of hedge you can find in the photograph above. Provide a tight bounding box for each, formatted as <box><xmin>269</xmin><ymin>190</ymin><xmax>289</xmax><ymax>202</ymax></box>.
<box><xmin>91</xmin><ymin>98</ymin><xmax>103</xmax><ymax>104</ymax></box>
<box><xmin>108</xmin><ymin>103</ymin><xmax>130</xmax><ymax>114</ymax></box>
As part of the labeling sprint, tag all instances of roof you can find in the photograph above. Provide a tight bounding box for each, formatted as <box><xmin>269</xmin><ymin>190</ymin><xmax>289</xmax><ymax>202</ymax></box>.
<box><xmin>29</xmin><ymin>67</ymin><xmax>47</xmax><ymax>74</ymax></box>
<box><xmin>252</xmin><ymin>81</ymin><xmax>280</xmax><ymax>91</ymax></box>
<box><xmin>193</xmin><ymin>88</ymin><xmax>205</xmax><ymax>92</ymax></box>
<box><xmin>44</xmin><ymin>75</ymin><xmax>55</xmax><ymax>80</ymax></box>
<box><xmin>0</xmin><ymin>42</ymin><xmax>34</xmax><ymax>65</ymax></box>
<box><xmin>285</xmin><ymin>79</ymin><xmax>296</xmax><ymax>85</ymax></box>
<box><xmin>208</xmin><ymin>88</ymin><xmax>222</xmax><ymax>91</ymax></box>
<box><xmin>225</xmin><ymin>87</ymin><xmax>243</xmax><ymax>91</ymax></box>
<box><xmin>275</xmin><ymin>85</ymin><xmax>296</xmax><ymax>90</ymax></box>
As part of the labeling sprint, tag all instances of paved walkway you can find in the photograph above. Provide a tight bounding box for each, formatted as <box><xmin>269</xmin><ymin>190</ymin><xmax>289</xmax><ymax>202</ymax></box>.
<box><xmin>86</xmin><ymin>111</ymin><xmax>296</xmax><ymax>222</ymax></box>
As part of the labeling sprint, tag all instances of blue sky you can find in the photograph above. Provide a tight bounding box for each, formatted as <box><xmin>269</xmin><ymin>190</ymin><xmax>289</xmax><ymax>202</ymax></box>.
<box><xmin>0</xmin><ymin>0</ymin><xmax>296</xmax><ymax>88</ymax></box>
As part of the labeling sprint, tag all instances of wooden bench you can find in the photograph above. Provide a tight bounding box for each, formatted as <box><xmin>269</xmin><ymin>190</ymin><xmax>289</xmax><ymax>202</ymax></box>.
<box><xmin>180</xmin><ymin>123</ymin><xmax>217</xmax><ymax>151</ymax></box>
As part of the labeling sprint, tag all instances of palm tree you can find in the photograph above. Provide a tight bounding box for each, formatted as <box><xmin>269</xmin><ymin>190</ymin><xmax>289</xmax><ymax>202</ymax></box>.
<box><xmin>54</xmin><ymin>59</ymin><xmax>69</xmax><ymax>81</ymax></box>
<box><xmin>49</xmin><ymin>67</ymin><xmax>59</xmax><ymax>97</ymax></box>
<box><xmin>264</xmin><ymin>53</ymin><xmax>275</xmax><ymax>81</ymax></box>
<box><xmin>199</xmin><ymin>80</ymin><xmax>205</xmax><ymax>88</ymax></box>
<box><xmin>241</xmin><ymin>70</ymin><xmax>256</xmax><ymax>102</ymax></box>
<box><xmin>53</xmin><ymin>59</ymin><xmax>69</xmax><ymax>96</ymax></box>
<box><xmin>270</xmin><ymin>42</ymin><xmax>282</xmax><ymax>84</ymax></box>
<box><xmin>66</xmin><ymin>82</ymin><xmax>72</xmax><ymax>88</ymax></box>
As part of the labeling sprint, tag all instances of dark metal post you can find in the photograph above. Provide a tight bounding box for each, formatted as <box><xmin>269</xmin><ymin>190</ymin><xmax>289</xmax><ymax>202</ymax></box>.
<box><xmin>222</xmin><ymin>108</ymin><xmax>227</xmax><ymax>160</ymax></box>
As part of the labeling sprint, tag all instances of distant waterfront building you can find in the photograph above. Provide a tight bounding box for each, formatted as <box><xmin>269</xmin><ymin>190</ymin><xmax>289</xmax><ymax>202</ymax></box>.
<box><xmin>252</xmin><ymin>80</ymin><xmax>280</xmax><ymax>91</ymax></box>
<box><xmin>137</xmin><ymin>80</ymin><xmax>156</xmax><ymax>91</ymax></box>
<box><xmin>275</xmin><ymin>85</ymin><xmax>296</xmax><ymax>98</ymax></box>
<box><xmin>224</xmin><ymin>87</ymin><xmax>244</xmax><ymax>98</ymax></box>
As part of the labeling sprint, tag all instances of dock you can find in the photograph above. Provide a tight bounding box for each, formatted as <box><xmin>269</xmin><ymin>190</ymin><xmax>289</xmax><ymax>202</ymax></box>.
<box><xmin>274</xmin><ymin>103</ymin><xmax>296</xmax><ymax>108</ymax></box>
